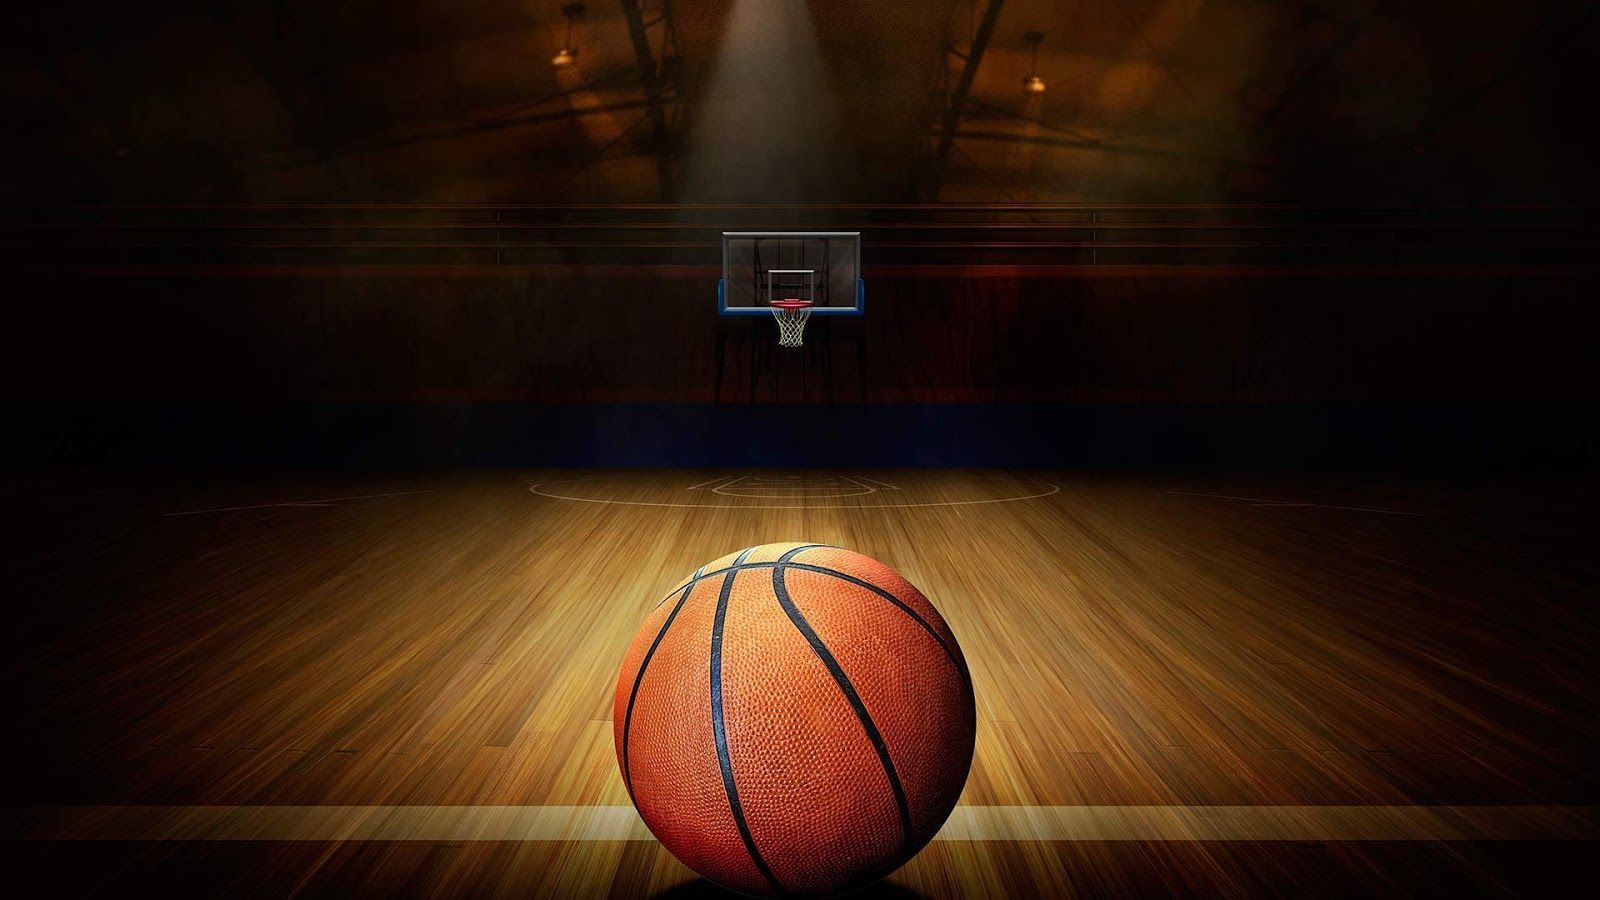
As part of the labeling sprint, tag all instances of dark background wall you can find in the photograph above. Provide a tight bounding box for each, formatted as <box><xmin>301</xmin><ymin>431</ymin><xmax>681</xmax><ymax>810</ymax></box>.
<box><xmin>6</xmin><ymin>204</ymin><xmax>1594</xmax><ymax>469</ymax></box>
<box><xmin>5</xmin><ymin>269</ymin><xmax>1594</xmax><ymax>405</ymax></box>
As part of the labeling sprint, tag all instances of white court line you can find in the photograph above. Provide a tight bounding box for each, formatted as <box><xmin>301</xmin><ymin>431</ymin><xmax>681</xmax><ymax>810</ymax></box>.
<box><xmin>1166</xmin><ymin>491</ymin><xmax>1427</xmax><ymax>517</ymax></box>
<box><xmin>714</xmin><ymin>479</ymin><xmax>877</xmax><ymax>499</ymax></box>
<box><xmin>19</xmin><ymin>805</ymin><xmax>1596</xmax><ymax>842</ymax></box>
<box><xmin>165</xmin><ymin>490</ymin><xmax>435</xmax><ymax>517</ymax></box>
<box><xmin>518</xmin><ymin>473</ymin><xmax>614</xmax><ymax>488</ymax></box>
<box><xmin>845</xmin><ymin>475</ymin><xmax>903</xmax><ymax>491</ymax></box>
<box><xmin>530</xmin><ymin>479</ymin><xmax>1061</xmax><ymax>510</ymax></box>
<box><xmin>686</xmin><ymin>474</ymin><xmax>747</xmax><ymax>491</ymax></box>
<box><xmin>966</xmin><ymin>472</ymin><xmax>1044</xmax><ymax>483</ymax></box>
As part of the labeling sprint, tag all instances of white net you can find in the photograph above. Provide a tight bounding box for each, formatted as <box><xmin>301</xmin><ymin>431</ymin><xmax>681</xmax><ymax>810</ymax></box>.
<box><xmin>764</xmin><ymin>268</ymin><xmax>817</xmax><ymax>348</ymax></box>
<box><xmin>772</xmin><ymin>303</ymin><xmax>813</xmax><ymax>348</ymax></box>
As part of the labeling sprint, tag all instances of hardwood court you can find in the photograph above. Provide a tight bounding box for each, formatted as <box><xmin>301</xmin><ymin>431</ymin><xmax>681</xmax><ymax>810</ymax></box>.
<box><xmin>6</xmin><ymin>470</ymin><xmax>1597</xmax><ymax>895</ymax></box>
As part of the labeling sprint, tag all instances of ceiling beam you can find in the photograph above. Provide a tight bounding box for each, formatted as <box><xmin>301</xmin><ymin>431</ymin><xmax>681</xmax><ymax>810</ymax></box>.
<box><xmin>1211</xmin><ymin>4</ymin><xmax>1378</xmax><ymax>192</ymax></box>
<box><xmin>1317</xmin><ymin>0</ymin><xmax>1599</xmax><ymax>193</ymax></box>
<box><xmin>213</xmin><ymin>5</ymin><xmax>349</xmax><ymax>189</ymax></box>
<box><xmin>255</xmin><ymin>97</ymin><xmax>665</xmax><ymax>175</ymax></box>
<box><xmin>1255</xmin><ymin>6</ymin><xmax>1378</xmax><ymax>131</ymax></box>
<box><xmin>930</xmin><ymin>0</ymin><xmax>1004</xmax><ymax>201</ymax></box>
<box><xmin>949</xmin><ymin>128</ymin><xmax>1288</xmax><ymax>171</ymax></box>
<box><xmin>620</xmin><ymin>0</ymin><xmax>675</xmax><ymax>200</ymax></box>
<box><xmin>1411</xmin><ymin>0</ymin><xmax>1600</xmax><ymax>144</ymax></box>
<box><xmin>33</xmin><ymin>62</ymin><xmax>127</xmax><ymax>178</ymax></box>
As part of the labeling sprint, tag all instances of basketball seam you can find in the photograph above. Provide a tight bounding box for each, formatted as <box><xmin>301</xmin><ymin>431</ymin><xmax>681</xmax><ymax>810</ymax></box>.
<box><xmin>783</xmin><ymin>562</ymin><xmax>963</xmax><ymax>672</ymax></box>
<box><xmin>710</xmin><ymin>549</ymin><xmax>787</xmax><ymax>897</ymax></box>
<box><xmin>620</xmin><ymin>567</ymin><xmax>703</xmax><ymax>802</ymax></box>
<box><xmin>656</xmin><ymin>551</ymin><xmax>966</xmax><ymax>680</ymax></box>
<box><xmin>771</xmin><ymin>546</ymin><xmax>917</xmax><ymax>857</ymax></box>
<box><xmin>652</xmin><ymin>545</ymin><xmax>833</xmax><ymax>608</ymax></box>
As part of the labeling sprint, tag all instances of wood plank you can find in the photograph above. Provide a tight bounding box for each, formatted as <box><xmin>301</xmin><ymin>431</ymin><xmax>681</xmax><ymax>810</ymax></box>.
<box><xmin>8</xmin><ymin>470</ymin><xmax>1596</xmax><ymax>892</ymax></box>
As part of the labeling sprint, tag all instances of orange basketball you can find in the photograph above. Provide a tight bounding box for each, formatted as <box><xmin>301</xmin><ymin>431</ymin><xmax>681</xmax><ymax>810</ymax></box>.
<box><xmin>614</xmin><ymin>542</ymin><xmax>976</xmax><ymax>898</ymax></box>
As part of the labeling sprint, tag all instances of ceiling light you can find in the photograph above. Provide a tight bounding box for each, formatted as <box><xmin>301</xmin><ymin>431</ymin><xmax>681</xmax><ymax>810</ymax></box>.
<box><xmin>553</xmin><ymin>3</ymin><xmax>585</xmax><ymax>69</ymax></box>
<box><xmin>1022</xmin><ymin>30</ymin><xmax>1046</xmax><ymax>95</ymax></box>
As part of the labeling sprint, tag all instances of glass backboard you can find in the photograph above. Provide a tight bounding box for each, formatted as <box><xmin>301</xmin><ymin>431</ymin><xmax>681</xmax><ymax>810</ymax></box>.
<box><xmin>719</xmin><ymin>232</ymin><xmax>864</xmax><ymax>316</ymax></box>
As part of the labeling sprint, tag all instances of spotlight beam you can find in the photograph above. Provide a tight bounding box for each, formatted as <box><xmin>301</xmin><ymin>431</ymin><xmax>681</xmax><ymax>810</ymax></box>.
<box><xmin>680</xmin><ymin>1</ymin><xmax>843</xmax><ymax>202</ymax></box>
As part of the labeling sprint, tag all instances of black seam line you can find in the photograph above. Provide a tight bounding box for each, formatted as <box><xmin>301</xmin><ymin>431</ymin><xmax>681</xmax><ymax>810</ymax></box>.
<box><xmin>784</xmin><ymin>562</ymin><xmax>962</xmax><ymax>672</ymax></box>
<box><xmin>653</xmin><ymin>550</ymin><xmax>964</xmax><ymax>680</ymax></box>
<box><xmin>652</xmin><ymin>545</ymin><xmax>835</xmax><ymax>607</ymax></box>
<box><xmin>711</xmin><ymin>549</ymin><xmax>786</xmax><ymax>896</ymax></box>
<box><xmin>772</xmin><ymin>547</ymin><xmax>916</xmax><ymax>855</ymax></box>
<box><xmin>621</xmin><ymin>567</ymin><xmax>702</xmax><ymax>802</ymax></box>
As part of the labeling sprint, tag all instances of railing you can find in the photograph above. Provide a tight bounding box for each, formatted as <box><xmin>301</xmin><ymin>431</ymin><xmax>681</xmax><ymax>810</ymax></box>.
<box><xmin>1</xmin><ymin>204</ymin><xmax>1594</xmax><ymax>267</ymax></box>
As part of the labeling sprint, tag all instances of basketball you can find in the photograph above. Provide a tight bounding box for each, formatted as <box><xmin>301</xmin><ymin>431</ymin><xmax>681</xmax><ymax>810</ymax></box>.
<box><xmin>614</xmin><ymin>542</ymin><xmax>976</xmax><ymax>897</ymax></box>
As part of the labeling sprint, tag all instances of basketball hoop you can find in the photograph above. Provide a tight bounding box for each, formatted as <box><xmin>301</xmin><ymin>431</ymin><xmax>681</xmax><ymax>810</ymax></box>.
<box><xmin>760</xmin><ymin>268</ymin><xmax>818</xmax><ymax>347</ymax></box>
<box><xmin>771</xmin><ymin>299</ymin><xmax>813</xmax><ymax>348</ymax></box>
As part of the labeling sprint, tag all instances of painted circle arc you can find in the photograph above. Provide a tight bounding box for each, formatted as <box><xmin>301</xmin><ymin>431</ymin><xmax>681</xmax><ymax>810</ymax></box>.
<box><xmin>531</xmin><ymin>472</ymin><xmax>1059</xmax><ymax>509</ymax></box>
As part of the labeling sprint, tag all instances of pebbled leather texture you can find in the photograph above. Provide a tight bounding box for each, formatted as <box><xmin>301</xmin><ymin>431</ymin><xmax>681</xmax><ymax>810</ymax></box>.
<box><xmin>615</xmin><ymin>542</ymin><xmax>976</xmax><ymax>898</ymax></box>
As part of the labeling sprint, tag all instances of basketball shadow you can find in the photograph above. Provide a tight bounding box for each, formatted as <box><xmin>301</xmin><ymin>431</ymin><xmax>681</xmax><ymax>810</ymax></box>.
<box><xmin>651</xmin><ymin>879</ymin><xmax>929</xmax><ymax>900</ymax></box>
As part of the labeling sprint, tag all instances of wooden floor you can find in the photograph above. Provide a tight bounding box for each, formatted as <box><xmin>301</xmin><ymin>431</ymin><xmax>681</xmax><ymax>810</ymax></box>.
<box><xmin>5</xmin><ymin>469</ymin><xmax>1597</xmax><ymax>896</ymax></box>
